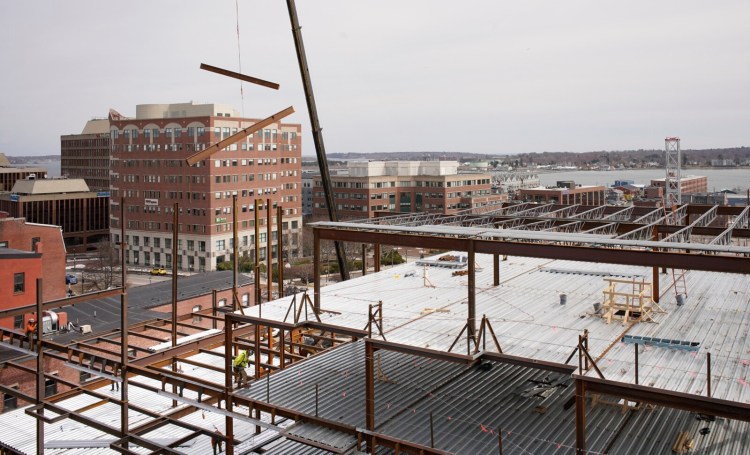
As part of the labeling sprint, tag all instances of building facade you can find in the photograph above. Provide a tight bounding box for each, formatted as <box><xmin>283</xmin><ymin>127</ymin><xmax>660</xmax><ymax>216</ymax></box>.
<box><xmin>311</xmin><ymin>161</ymin><xmax>503</xmax><ymax>219</ymax></box>
<box><xmin>519</xmin><ymin>182</ymin><xmax>606</xmax><ymax>205</ymax></box>
<box><xmin>109</xmin><ymin>102</ymin><xmax>303</xmax><ymax>272</ymax></box>
<box><xmin>60</xmin><ymin>118</ymin><xmax>111</xmax><ymax>192</ymax></box>
<box><xmin>649</xmin><ymin>175</ymin><xmax>708</xmax><ymax>195</ymax></box>
<box><xmin>0</xmin><ymin>217</ymin><xmax>67</xmax><ymax>329</ymax></box>
<box><xmin>0</xmin><ymin>179</ymin><xmax>109</xmax><ymax>253</ymax></box>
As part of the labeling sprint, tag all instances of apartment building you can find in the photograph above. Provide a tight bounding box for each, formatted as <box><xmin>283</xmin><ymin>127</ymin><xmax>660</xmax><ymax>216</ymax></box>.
<box><xmin>60</xmin><ymin>118</ymin><xmax>111</xmax><ymax>192</ymax></box>
<box><xmin>109</xmin><ymin>102</ymin><xmax>303</xmax><ymax>272</ymax></box>
<box><xmin>311</xmin><ymin>161</ymin><xmax>503</xmax><ymax>219</ymax></box>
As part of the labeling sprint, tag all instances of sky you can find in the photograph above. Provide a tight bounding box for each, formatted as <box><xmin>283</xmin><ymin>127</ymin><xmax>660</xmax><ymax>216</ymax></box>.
<box><xmin>1</xmin><ymin>1</ymin><xmax>749</xmax><ymax>157</ymax></box>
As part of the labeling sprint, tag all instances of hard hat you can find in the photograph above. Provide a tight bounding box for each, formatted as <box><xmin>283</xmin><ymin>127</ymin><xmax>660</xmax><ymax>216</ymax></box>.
<box><xmin>29</xmin><ymin>318</ymin><xmax>35</xmax><ymax>322</ymax></box>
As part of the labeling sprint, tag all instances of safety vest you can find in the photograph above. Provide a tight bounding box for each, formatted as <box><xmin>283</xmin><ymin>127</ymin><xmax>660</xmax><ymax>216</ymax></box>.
<box><xmin>233</xmin><ymin>350</ymin><xmax>249</xmax><ymax>368</ymax></box>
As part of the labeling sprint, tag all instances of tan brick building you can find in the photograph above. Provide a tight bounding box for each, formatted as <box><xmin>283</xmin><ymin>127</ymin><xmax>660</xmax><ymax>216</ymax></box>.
<box><xmin>519</xmin><ymin>182</ymin><xmax>606</xmax><ymax>205</ymax></box>
<box><xmin>312</xmin><ymin>161</ymin><xmax>504</xmax><ymax>219</ymax></box>
<box><xmin>109</xmin><ymin>102</ymin><xmax>303</xmax><ymax>272</ymax></box>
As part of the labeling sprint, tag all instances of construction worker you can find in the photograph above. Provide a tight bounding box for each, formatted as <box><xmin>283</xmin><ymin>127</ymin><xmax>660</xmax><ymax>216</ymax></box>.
<box><xmin>233</xmin><ymin>349</ymin><xmax>249</xmax><ymax>388</ymax></box>
<box><xmin>211</xmin><ymin>426</ymin><xmax>223</xmax><ymax>454</ymax></box>
<box><xmin>25</xmin><ymin>317</ymin><xmax>37</xmax><ymax>351</ymax></box>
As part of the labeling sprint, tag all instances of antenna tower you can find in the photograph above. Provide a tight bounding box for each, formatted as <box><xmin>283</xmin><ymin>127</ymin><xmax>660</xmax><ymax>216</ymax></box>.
<box><xmin>664</xmin><ymin>137</ymin><xmax>681</xmax><ymax>211</ymax></box>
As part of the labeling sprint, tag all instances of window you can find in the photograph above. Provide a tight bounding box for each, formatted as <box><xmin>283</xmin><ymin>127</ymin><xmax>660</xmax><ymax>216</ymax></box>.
<box><xmin>192</xmin><ymin>305</ymin><xmax>202</xmax><ymax>323</ymax></box>
<box><xmin>13</xmin><ymin>273</ymin><xmax>24</xmax><ymax>293</ymax></box>
<box><xmin>242</xmin><ymin>293</ymin><xmax>250</xmax><ymax>307</ymax></box>
<box><xmin>45</xmin><ymin>378</ymin><xmax>57</xmax><ymax>397</ymax></box>
<box><xmin>13</xmin><ymin>315</ymin><xmax>23</xmax><ymax>329</ymax></box>
<box><xmin>0</xmin><ymin>241</ymin><xmax>7</xmax><ymax>248</ymax></box>
<box><xmin>216</xmin><ymin>239</ymin><xmax>226</xmax><ymax>250</ymax></box>
<box><xmin>3</xmin><ymin>390</ymin><xmax>17</xmax><ymax>412</ymax></box>
<box><xmin>218</xmin><ymin>298</ymin><xmax>227</xmax><ymax>307</ymax></box>
<box><xmin>31</xmin><ymin>237</ymin><xmax>40</xmax><ymax>251</ymax></box>
<box><xmin>199</xmin><ymin>241</ymin><xmax>206</xmax><ymax>252</ymax></box>
<box><xmin>187</xmin><ymin>240</ymin><xmax>194</xmax><ymax>251</ymax></box>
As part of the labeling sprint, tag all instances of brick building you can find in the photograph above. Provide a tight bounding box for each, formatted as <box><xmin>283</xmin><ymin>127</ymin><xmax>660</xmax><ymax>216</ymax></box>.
<box><xmin>649</xmin><ymin>175</ymin><xmax>708</xmax><ymax>196</ymax></box>
<box><xmin>519</xmin><ymin>182</ymin><xmax>606</xmax><ymax>205</ymax></box>
<box><xmin>0</xmin><ymin>178</ymin><xmax>110</xmax><ymax>253</ymax></box>
<box><xmin>0</xmin><ymin>218</ymin><xmax>67</xmax><ymax>307</ymax></box>
<box><xmin>108</xmin><ymin>102</ymin><xmax>303</xmax><ymax>272</ymax></box>
<box><xmin>60</xmin><ymin>118</ymin><xmax>111</xmax><ymax>192</ymax></box>
<box><xmin>312</xmin><ymin>161</ymin><xmax>503</xmax><ymax>219</ymax></box>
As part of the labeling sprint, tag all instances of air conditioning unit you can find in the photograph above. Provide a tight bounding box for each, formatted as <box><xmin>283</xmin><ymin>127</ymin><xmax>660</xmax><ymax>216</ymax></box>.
<box><xmin>80</xmin><ymin>325</ymin><xmax>92</xmax><ymax>334</ymax></box>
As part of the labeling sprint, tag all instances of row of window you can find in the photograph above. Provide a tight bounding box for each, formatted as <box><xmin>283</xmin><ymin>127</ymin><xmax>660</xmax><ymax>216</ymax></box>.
<box><xmin>316</xmin><ymin>179</ymin><xmax>492</xmax><ymax>189</ymax></box>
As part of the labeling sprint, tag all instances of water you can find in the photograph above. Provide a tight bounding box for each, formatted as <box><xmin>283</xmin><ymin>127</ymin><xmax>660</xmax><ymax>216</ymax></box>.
<box><xmin>17</xmin><ymin>161</ymin><xmax>61</xmax><ymax>177</ymax></box>
<box><xmin>537</xmin><ymin>168</ymin><xmax>750</xmax><ymax>192</ymax></box>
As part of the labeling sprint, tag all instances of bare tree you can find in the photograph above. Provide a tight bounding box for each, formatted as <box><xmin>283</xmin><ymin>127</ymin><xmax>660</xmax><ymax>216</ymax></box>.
<box><xmin>84</xmin><ymin>241</ymin><xmax>121</xmax><ymax>290</ymax></box>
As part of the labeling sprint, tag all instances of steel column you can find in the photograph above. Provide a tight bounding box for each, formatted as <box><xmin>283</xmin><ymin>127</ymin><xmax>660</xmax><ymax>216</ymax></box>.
<box><xmin>277</xmin><ymin>206</ymin><xmax>284</xmax><ymax>298</ymax></box>
<box><xmin>225</xmin><ymin>316</ymin><xmax>234</xmax><ymax>455</ymax></box>
<box><xmin>255</xmin><ymin>199</ymin><xmax>261</xmax><ymax>302</ymax></box>
<box><xmin>374</xmin><ymin>244</ymin><xmax>381</xmax><ymax>273</ymax></box>
<box><xmin>233</xmin><ymin>195</ymin><xmax>239</xmax><ymax>311</ymax></box>
<box><xmin>267</xmin><ymin>198</ymin><xmax>273</xmax><ymax>302</ymax></box>
<box><xmin>362</xmin><ymin>244</ymin><xmax>367</xmax><ymax>276</ymax></box>
<box><xmin>365</xmin><ymin>339</ymin><xmax>375</xmax><ymax>451</ymax></box>
<box><xmin>468</xmin><ymin>241</ymin><xmax>476</xmax><ymax>341</ymax></box>
<box><xmin>493</xmin><ymin>253</ymin><xmax>500</xmax><ymax>286</ymax></box>
<box><xmin>575</xmin><ymin>379</ymin><xmax>586</xmax><ymax>455</ymax></box>
<box><xmin>119</xmin><ymin>198</ymin><xmax>130</xmax><ymax>449</ymax></box>
<box><xmin>314</xmin><ymin>228</ymin><xmax>321</xmax><ymax>313</ymax></box>
<box><xmin>35</xmin><ymin>278</ymin><xmax>44</xmax><ymax>453</ymax></box>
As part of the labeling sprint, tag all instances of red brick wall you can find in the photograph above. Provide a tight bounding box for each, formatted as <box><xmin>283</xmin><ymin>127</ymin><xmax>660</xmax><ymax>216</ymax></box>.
<box><xmin>0</xmin><ymin>218</ymin><xmax>67</xmax><ymax>302</ymax></box>
<box><xmin>0</xmin><ymin>256</ymin><xmax>42</xmax><ymax>330</ymax></box>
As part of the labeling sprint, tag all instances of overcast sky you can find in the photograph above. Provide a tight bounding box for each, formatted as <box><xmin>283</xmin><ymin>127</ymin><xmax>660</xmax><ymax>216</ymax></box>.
<box><xmin>1</xmin><ymin>1</ymin><xmax>749</xmax><ymax>157</ymax></box>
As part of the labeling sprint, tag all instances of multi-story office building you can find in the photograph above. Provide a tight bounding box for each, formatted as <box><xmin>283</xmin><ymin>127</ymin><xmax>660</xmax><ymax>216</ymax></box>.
<box><xmin>109</xmin><ymin>102</ymin><xmax>303</xmax><ymax>272</ymax></box>
<box><xmin>311</xmin><ymin>161</ymin><xmax>503</xmax><ymax>219</ymax></box>
<box><xmin>60</xmin><ymin>118</ymin><xmax>111</xmax><ymax>192</ymax></box>
<box><xmin>0</xmin><ymin>178</ymin><xmax>109</xmax><ymax>253</ymax></box>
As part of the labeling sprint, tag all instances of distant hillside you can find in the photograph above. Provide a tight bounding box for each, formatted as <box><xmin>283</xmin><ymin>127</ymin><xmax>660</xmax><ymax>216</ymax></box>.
<box><xmin>316</xmin><ymin>147</ymin><xmax>750</xmax><ymax>167</ymax></box>
<box><xmin>7</xmin><ymin>155</ymin><xmax>60</xmax><ymax>164</ymax></box>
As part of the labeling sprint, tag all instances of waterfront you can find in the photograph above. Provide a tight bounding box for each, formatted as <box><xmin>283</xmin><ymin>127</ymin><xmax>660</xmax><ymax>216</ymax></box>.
<box><xmin>537</xmin><ymin>168</ymin><xmax>750</xmax><ymax>192</ymax></box>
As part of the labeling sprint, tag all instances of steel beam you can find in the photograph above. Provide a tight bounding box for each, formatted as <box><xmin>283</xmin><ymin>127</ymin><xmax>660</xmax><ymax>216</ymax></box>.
<box><xmin>578</xmin><ymin>375</ymin><xmax>750</xmax><ymax>422</ymax></box>
<box><xmin>199</xmin><ymin>63</ymin><xmax>280</xmax><ymax>90</ymax></box>
<box><xmin>185</xmin><ymin>107</ymin><xmax>295</xmax><ymax>165</ymax></box>
<box><xmin>314</xmin><ymin>227</ymin><xmax>750</xmax><ymax>274</ymax></box>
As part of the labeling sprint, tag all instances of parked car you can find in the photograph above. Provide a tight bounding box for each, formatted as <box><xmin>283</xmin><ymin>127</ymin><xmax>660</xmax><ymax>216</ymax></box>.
<box><xmin>65</xmin><ymin>274</ymin><xmax>78</xmax><ymax>285</ymax></box>
<box><xmin>151</xmin><ymin>267</ymin><xmax>167</xmax><ymax>276</ymax></box>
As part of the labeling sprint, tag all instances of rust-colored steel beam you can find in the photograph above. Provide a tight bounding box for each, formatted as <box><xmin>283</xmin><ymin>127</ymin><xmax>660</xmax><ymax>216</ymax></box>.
<box><xmin>185</xmin><ymin>106</ymin><xmax>294</xmax><ymax>165</ymax></box>
<box><xmin>0</xmin><ymin>287</ymin><xmax>124</xmax><ymax>319</ymax></box>
<box><xmin>200</xmin><ymin>63</ymin><xmax>280</xmax><ymax>90</ymax></box>
<box><xmin>578</xmin><ymin>375</ymin><xmax>750</xmax><ymax>422</ymax></box>
<box><xmin>315</xmin><ymin>227</ymin><xmax>750</xmax><ymax>274</ymax></box>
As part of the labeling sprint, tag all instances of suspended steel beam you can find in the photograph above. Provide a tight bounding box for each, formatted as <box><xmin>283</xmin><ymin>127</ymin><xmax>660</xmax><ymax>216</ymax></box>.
<box><xmin>200</xmin><ymin>63</ymin><xmax>280</xmax><ymax>90</ymax></box>
<box><xmin>184</xmin><ymin>106</ymin><xmax>295</xmax><ymax>165</ymax></box>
